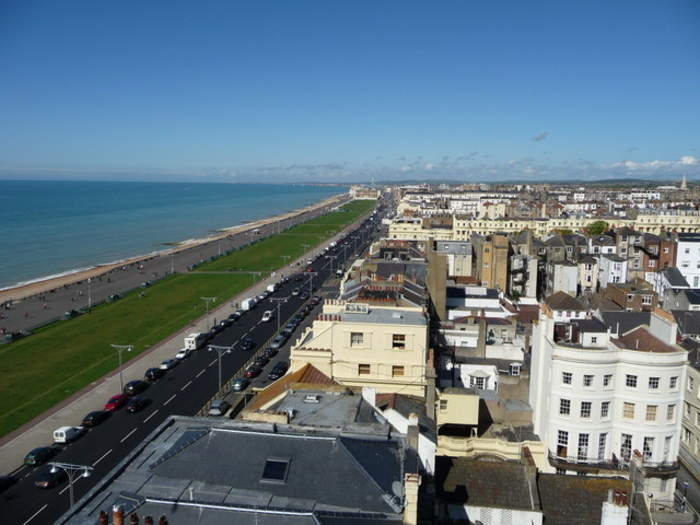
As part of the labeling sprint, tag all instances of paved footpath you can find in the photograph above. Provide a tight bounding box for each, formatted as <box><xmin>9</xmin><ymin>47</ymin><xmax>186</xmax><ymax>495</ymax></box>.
<box><xmin>0</xmin><ymin>213</ymin><xmax>368</xmax><ymax>475</ymax></box>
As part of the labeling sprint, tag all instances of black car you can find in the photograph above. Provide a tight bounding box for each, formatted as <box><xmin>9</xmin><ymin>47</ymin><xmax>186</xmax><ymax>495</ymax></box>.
<box><xmin>34</xmin><ymin>466</ymin><xmax>67</xmax><ymax>489</ymax></box>
<box><xmin>24</xmin><ymin>447</ymin><xmax>59</xmax><ymax>467</ymax></box>
<box><xmin>262</xmin><ymin>346</ymin><xmax>278</xmax><ymax>359</ymax></box>
<box><xmin>82</xmin><ymin>410</ymin><xmax>111</xmax><ymax>427</ymax></box>
<box><xmin>0</xmin><ymin>475</ymin><xmax>17</xmax><ymax>494</ymax></box>
<box><xmin>254</xmin><ymin>354</ymin><xmax>270</xmax><ymax>367</ymax></box>
<box><xmin>126</xmin><ymin>397</ymin><xmax>150</xmax><ymax>413</ymax></box>
<box><xmin>240</xmin><ymin>337</ymin><xmax>255</xmax><ymax>351</ymax></box>
<box><xmin>268</xmin><ymin>361</ymin><xmax>289</xmax><ymax>381</ymax></box>
<box><xmin>299</xmin><ymin>292</ymin><xmax>309</xmax><ymax>300</ymax></box>
<box><xmin>144</xmin><ymin>367</ymin><xmax>166</xmax><ymax>381</ymax></box>
<box><xmin>123</xmin><ymin>380</ymin><xmax>149</xmax><ymax>396</ymax></box>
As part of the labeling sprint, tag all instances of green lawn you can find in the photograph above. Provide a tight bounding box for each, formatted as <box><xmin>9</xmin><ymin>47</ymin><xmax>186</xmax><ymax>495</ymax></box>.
<box><xmin>0</xmin><ymin>199</ymin><xmax>375</xmax><ymax>438</ymax></box>
<box><xmin>0</xmin><ymin>273</ymin><xmax>254</xmax><ymax>436</ymax></box>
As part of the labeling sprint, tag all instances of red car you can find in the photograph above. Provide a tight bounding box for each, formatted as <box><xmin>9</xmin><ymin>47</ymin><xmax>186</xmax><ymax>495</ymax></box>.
<box><xmin>104</xmin><ymin>394</ymin><xmax>128</xmax><ymax>411</ymax></box>
<box><xmin>244</xmin><ymin>364</ymin><xmax>262</xmax><ymax>378</ymax></box>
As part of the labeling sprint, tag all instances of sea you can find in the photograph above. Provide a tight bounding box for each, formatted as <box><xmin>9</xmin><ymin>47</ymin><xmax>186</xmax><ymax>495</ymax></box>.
<box><xmin>0</xmin><ymin>180</ymin><xmax>343</xmax><ymax>290</ymax></box>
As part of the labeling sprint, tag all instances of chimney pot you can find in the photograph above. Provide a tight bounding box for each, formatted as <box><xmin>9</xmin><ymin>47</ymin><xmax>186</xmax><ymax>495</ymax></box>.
<box><xmin>144</xmin><ymin>518</ymin><xmax>154</xmax><ymax>525</ymax></box>
<box><xmin>113</xmin><ymin>505</ymin><xmax>125</xmax><ymax>525</ymax></box>
<box><xmin>158</xmin><ymin>517</ymin><xmax>168</xmax><ymax>525</ymax></box>
<box><xmin>99</xmin><ymin>511</ymin><xmax>108</xmax><ymax>525</ymax></box>
<box><xmin>129</xmin><ymin>515</ymin><xmax>140</xmax><ymax>525</ymax></box>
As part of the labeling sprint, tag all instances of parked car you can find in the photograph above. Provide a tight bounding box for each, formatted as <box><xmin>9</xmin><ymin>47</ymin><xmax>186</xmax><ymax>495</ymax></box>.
<box><xmin>53</xmin><ymin>426</ymin><xmax>86</xmax><ymax>444</ymax></box>
<box><xmin>0</xmin><ymin>475</ymin><xmax>16</xmax><ymax>494</ymax></box>
<box><xmin>208</xmin><ymin>399</ymin><xmax>231</xmax><ymax>416</ymax></box>
<box><xmin>268</xmin><ymin>362</ymin><xmax>289</xmax><ymax>381</ymax></box>
<box><xmin>175</xmin><ymin>348</ymin><xmax>192</xmax><ymax>360</ymax></box>
<box><xmin>104</xmin><ymin>394</ymin><xmax>129</xmax><ymax>411</ymax></box>
<box><xmin>269</xmin><ymin>334</ymin><xmax>287</xmax><ymax>350</ymax></box>
<box><xmin>291</xmin><ymin>288</ymin><xmax>300</xmax><ymax>296</ymax></box>
<box><xmin>299</xmin><ymin>292</ymin><xmax>309</xmax><ymax>300</ymax></box>
<box><xmin>310</xmin><ymin>296</ymin><xmax>321</xmax><ymax>305</ymax></box>
<box><xmin>281</xmin><ymin>327</ymin><xmax>294</xmax><ymax>338</ymax></box>
<box><xmin>232</xmin><ymin>377</ymin><xmax>250</xmax><ymax>392</ymax></box>
<box><xmin>295</xmin><ymin>274</ymin><xmax>304</xmax><ymax>282</ymax></box>
<box><xmin>254</xmin><ymin>354</ymin><xmax>270</xmax><ymax>367</ymax></box>
<box><xmin>126</xmin><ymin>397</ymin><xmax>150</xmax><ymax>413</ymax></box>
<box><xmin>34</xmin><ymin>466</ymin><xmax>67</xmax><ymax>489</ymax></box>
<box><xmin>262</xmin><ymin>346</ymin><xmax>278</xmax><ymax>359</ymax></box>
<box><xmin>24</xmin><ymin>447</ymin><xmax>59</xmax><ymax>467</ymax></box>
<box><xmin>145</xmin><ymin>367</ymin><xmax>166</xmax><ymax>381</ymax></box>
<box><xmin>292</xmin><ymin>314</ymin><xmax>304</xmax><ymax>324</ymax></box>
<box><xmin>82</xmin><ymin>410</ymin><xmax>110</xmax><ymax>427</ymax></box>
<box><xmin>160</xmin><ymin>358</ymin><xmax>179</xmax><ymax>370</ymax></box>
<box><xmin>261</xmin><ymin>310</ymin><xmax>273</xmax><ymax>322</ymax></box>
<box><xmin>123</xmin><ymin>380</ymin><xmax>149</xmax><ymax>396</ymax></box>
<box><xmin>304</xmin><ymin>266</ymin><xmax>314</xmax><ymax>272</ymax></box>
<box><xmin>244</xmin><ymin>364</ymin><xmax>263</xmax><ymax>378</ymax></box>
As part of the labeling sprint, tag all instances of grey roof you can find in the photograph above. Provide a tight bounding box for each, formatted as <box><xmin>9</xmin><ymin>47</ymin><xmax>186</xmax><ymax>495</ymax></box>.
<box><xmin>544</xmin><ymin>292</ymin><xmax>585</xmax><ymax>311</ymax></box>
<box><xmin>270</xmin><ymin>389</ymin><xmax>381</xmax><ymax>428</ymax></box>
<box><xmin>339</xmin><ymin>306</ymin><xmax>426</xmax><ymax>326</ymax></box>
<box><xmin>678</xmin><ymin>233</ymin><xmax>700</xmax><ymax>242</ymax></box>
<box><xmin>601</xmin><ymin>253</ymin><xmax>626</xmax><ymax>262</ymax></box>
<box><xmin>684</xmin><ymin>289</ymin><xmax>700</xmax><ymax>305</ymax></box>
<box><xmin>598</xmin><ymin>311</ymin><xmax>651</xmax><ymax>335</ymax></box>
<box><xmin>435</xmin><ymin>241</ymin><xmax>472</xmax><ymax>255</ymax></box>
<box><xmin>446</xmin><ymin>287</ymin><xmax>499</xmax><ymax>299</ymax></box>
<box><xmin>437</xmin><ymin>458</ymin><xmax>540</xmax><ymax>512</ymax></box>
<box><xmin>538</xmin><ymin>474</ymin><xmax>631</xmax><ymax>525</ymax></box>
<box><xmin>572</xmin><ymin>318</ymin><xmax>607</xmax><ymax>333</ymax></box>
<box><xmin>672</xmin><ymin>310</ymin><xmax>700</xmax><ymax>335</ymax></box>
<box><xmin>590</xmin><ymin>235</ymin><xmax>615</xmax><ymax>245</ymax></box>
<box><xmin>663</xmin><ymin>267</ymin><xmax>690</xmax><ymax>288</ymax></box>
<box><xmin>60</xmin><ymin>417</ymin><xmax>411</xmax><ymax>525</ymax></box>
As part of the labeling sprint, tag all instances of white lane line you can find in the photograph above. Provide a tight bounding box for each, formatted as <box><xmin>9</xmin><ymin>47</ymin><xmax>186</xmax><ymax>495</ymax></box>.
<box><xmin>181</xmin><ymin>380</ymin><xmax>192</xmax><ymax>391</ymax></box>
<box><xmin>143</xmin><ymin>410</ymin><xmax>159</xmax><ymax>423</ymax></box>
<box><xmin>22</xmin><ymin>504</ymin><xmax>47</xmax><ymax>525</ymax></box>
<box><xmin>164</xmin><ymin>393</ymin><xmax>177</xmax><ymax>406</ymax></box>
<box><xmin>120</xmin><ymin>428</ymin><xmax>138</xmax><ymax>443</ymax></box>
<box><xmin>58</xmin><ymin>478</ymin><xmax>78</xmax><ymax>495</ymax></box>
<box><xmin>208</xmin><ymin>359</ymin><xmax>217</xmax><ymax>367</ymax></box>
<box><xmin>92</xmin><ymin>448</ymin><xmax>112</xmax><ymax>467</ymax></box>
<box><xmin>196</xmin><ymin>369</ymin><xmax>206</xmax><ymax>378</ymax></box>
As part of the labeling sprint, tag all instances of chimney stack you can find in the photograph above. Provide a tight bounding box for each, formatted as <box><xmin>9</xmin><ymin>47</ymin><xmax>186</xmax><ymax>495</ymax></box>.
<box><xmin>129</xmin><ymin>515</ymin><xmax>140</xmax><ymax>525</ymax></box>
<box><xmin>403</xmin><ymin>473</ymin><xmax>422</xmax><ymax>525</ymax></box>
<box><xmin>98</xmin><ymin>511</ymin><xmax>108</xmax><ymax>525</ymax></box>
<box><xmin>144</xmin><ymin>518</ymin><xmax>154</xmax><ymax>525</ymax></box>
<box><xmin>113</xmin><ymin>505</ymin><xmax>124</xmax><ymax>525</ymax></box>
<box><xmin>158</xmin><ymin>516</ymin><xmax>169</xmax><ymax>525</ymax></box>
<box><xmin>407</xmin><ymin>413</ymin><xmax>419</xmax><ymax>450</ymax></box>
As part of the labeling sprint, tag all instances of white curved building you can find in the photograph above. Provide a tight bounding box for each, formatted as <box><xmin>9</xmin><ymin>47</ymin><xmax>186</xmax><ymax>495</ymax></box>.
<box><xmin>529</xmin><ymin>299</ymin><xmax>687</xmax><ymax>502</ymax></box>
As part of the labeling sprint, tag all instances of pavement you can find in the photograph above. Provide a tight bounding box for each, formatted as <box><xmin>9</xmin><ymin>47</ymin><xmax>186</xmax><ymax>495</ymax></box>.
<box><xmin>0</xmin><ymin>196</ymin><xmax>349</xmax><ymax>336</ymax></box>
<box><xmin>0</xmin><ymin>203</ymin><xmax>385</xmax><ymax>525</ymax></box>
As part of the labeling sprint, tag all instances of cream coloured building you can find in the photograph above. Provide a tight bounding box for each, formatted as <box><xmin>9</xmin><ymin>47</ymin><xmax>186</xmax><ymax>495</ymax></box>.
<box><xmin>289</xmin><ymin>300</ymin><xmax>429</xmax><ymax>397</ymax></box>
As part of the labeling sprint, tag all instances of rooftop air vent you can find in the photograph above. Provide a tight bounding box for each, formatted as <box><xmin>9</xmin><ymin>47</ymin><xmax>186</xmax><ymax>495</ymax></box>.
<box><xmin>303</xmin><ymin>394</ymin><xmax>321</xmax><ymax>404</ymax></box>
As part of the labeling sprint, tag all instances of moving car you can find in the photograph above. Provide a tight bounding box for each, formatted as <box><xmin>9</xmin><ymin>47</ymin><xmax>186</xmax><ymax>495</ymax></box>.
<box><xmin>208</xmin><ymin>399</ymin><xmax>231</xmax><ymax>416</ymax></box>
<box><xmin>145</xmin><ymin>367</ymin><xmax>166</xmax><ymax>381</ymax></box>
<box><xmin>232</xmin><ymin>377</ymin><xmax>250</xmax><ymax>392</ymax></box>
<box><xmin>24</xmin><ymin>447</ymin><xmax>59</xmax><ymax>467</ymax></box>
<box><xmin>299</xmin><ymin>292</ymin><xmax>309</xmax><ymax>300</ymax></box>
<box><xmin>268</xmin><ymin>361</ymin><xmax>289</xmax><ymax>381</ymax></box>
<box><xmin>34</xmin><ymin>467</ymin><xmax>67</xmax><ymax>489</ymax></box>
<box><xmin>261</xmin><ymin>310</ymin><xmax>273</xmax><ymax>322</ymax></box>
<box><xmin>240</xmin><ymin>337</ymin><xmax>255</xmax><ymax>351</ymax></box>
<box><xmin>160</xmin><ymin>358</ymin><xmax>179</xmax><ymax>370</ymax></box>
<box><xmin>244</xmin><ymin>364</ymin><xmax>262</xmax><ymax>378</ymax></box>
<box><xmin>104</xmin><ymin>394</ymin><xmax>129</xmax><ymax>411</ymax></box>
<box><xmin>82</xmin><ymin>410</ymin><xmax>110</xmax><ymax>427</ymax></box>
<box><xmin>126</xmin><ymin>397</ymin><xmax>150</xmax><ymax>413</ymax></box>
<box><xmin>291</xmin><ymin>288</ymin><xmax>300</xmax><ymax>296</ymax></box>
<box><xmin>123</xmin><ymin>380</ymin><xmax>149</xmax><ymax>396</ymax></box>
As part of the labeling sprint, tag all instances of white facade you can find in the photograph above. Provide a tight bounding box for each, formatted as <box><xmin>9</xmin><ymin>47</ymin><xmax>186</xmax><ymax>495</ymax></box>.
<box><xmin>677</xmin><ymin>235</ymin><xmax>700</xmax><ymax>288</ymax></box>
<box><xmin>597</xmin><ymin>255</ymin><xmax>628</xmax><ymax>289</ymax></box>
<box><xmin>529</xmin><ymin>311</ymin><xmax>687</xmax><ymax>501</ymax></box>
<box><xmin>546</xmin><ymin>263</ymin><xmax>578</xmax><ymax>297</ymax></box>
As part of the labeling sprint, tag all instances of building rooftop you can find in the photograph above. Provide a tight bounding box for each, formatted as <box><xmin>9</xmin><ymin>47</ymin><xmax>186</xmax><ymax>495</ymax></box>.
<box><xmin>338</xmin><ymin>306</ymin><xmax>426</xmax><ymax>326</ymax></box>
<box><xmin>672</xmin><ymin>310</ymin><xmax>700</xmax><ymax>336</ymax></box>
<box><xmin>614</xmin><ymin>327</ymin><xmax>680</xmax><ymax>353</ymax></box>
<box><xmin>544</xmin><ymin>292</ymin><xmax>585</xmax><ymax>311</ymax></box>
<box><xmin>598</xmin><ymin>311</ymin><xmax>651</xmax><ymax>335</ymax></box>
<box><xmin>662</xmin><ymin>267</ymin><xmax>690</xmax><ymax>288</ymax></box>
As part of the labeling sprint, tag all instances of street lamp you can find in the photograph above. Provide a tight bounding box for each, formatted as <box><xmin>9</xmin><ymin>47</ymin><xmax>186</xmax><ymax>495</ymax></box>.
<box><xmin>200</xmin><ymin>297</ymin><xmax>217</xmax><ymax>330</ymax></box>
<box><xmin>208</xmin><ymin>344</ymin><xmax>232</xmax><ymax>390</ymax></box>
<box><xmin>109</xmin><ymin>344</ymin><xmax>133</xmax><ymax>392</ymax></box>
<box><xmin>327</xmin><ymin>254</ymin><xmax>337</xmax><ymax>274</ymax></box>
<box><xmin>270</xmin><ymin>297</ymin><xmax>287</xmax><ymax>332</ymax></box>
<box><xmin>306</xmin><ymin>272</ymin><xmax>317</xmax><ymax>296</ymax></box>
<box><xmin>49</xmin><ymin>462</ymin><xmax>93</xmax><ymax>508</ymax></box>
<box><xmin>281</xmin><ymin>255</ymin><xmax>291</xmax><ymax>267</ymax></box>
<box><xmin>87</xmin><ymin>278</ymin><xmax>92</xmax><ymax>311</ymax></box>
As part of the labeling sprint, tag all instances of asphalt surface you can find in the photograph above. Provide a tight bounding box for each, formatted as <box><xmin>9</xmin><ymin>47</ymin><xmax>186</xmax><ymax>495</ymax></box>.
<box><xmin>0</xmin><ymin>207</ymin><xmax>386</xmax><ymax>525</ymax></box>
<box><xmin>0</xmin><ymin>198</ymin><xmax>349</xmax><ymax>336</ymax></box>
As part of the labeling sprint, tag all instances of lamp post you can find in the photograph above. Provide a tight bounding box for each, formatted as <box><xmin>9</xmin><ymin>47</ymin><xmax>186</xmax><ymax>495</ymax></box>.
<box><xmin>270</xmin><ymin>297</ymin><xmax>287</xmax><ymax>332</ymax></box>
<box><xmin>170</xmin><ymin>252</ymin><xmax>175</xmax><ymax>274</ymax></box>
<box><xmin>109</xmin><ymin>344</ymin><xmax>133</xmax><ymax>392</ymax></box>
<box><xmin>208</xmin><ymin>344</ymin><xmax>232</xmax><ymax>390</ymax></box>
<box><xmin>49</xmin><ymin>462</ymin><xmax>93</xmax><ymax>508</ymax></box>
<box><xmin>200</xmin><ymin>297</ymin><xmax>217</xmax><ymax>330</ymax></box>
<box><xmin>327</xmin><ymin>254</ymin><xmax>337</xmax><ymax>274</ymax></box>
<box><xmin>87</xmin><ymin>278</ymin><xmax>92</xmax><ymax>311</ymax></box>
<box><xmin>306</xmin><ymin>272</ymin><xmax>317</xmax><ymax>296</ymax></box>
<box><xmin>281</xmin><ymin>255</ymin><xmax>291</xmax><ymax>267</ymax></box>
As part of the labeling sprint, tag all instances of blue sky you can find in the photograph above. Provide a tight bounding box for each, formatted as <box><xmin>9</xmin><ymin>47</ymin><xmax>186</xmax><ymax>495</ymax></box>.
<box><xmin>0</xmin><ymin>0</ymin><xmax>699</xmax><ymax>182</ymax></box>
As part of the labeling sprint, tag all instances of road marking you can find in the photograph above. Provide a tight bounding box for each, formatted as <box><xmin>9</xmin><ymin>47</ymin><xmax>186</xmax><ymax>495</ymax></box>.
<box><xmin>92</xmin><ymin>448</ymin><xmax>112</xmax><ymax>467</ymax></box>
<box><xmin>181</xmin><ymin>380</ymin><xmax>192</xmax><ymax>391</ymax></box>
<box><xmin>164</xmin><ymin>393</ymin><xmax>177</xmax><ymax>406</ymax></box>
<box><xmin>143</xmin><ymin>410</ymin><xmax>159</xmax><ymax>423</ymax></box>
<box><xmin>208</xmin><ymin>359</ymin><xmax>217</xmax><ymax>367</ymax></box>
<box><xmin>22</xmin><ymin>504</ymin><xmax>48</xmax><ymax>525</ymax></box>
<box><xmin>196</xmin><ymin>369</ymin><xmax>206</xmax><ymax>378</ymax></box>
<box><xmin>120</xmin><ymin>428</ymin><xmax>138</xmax><ymax>443</ymax></box>
<box><xmin>58</xmin><ymin>478</ymin><xmax>78</xmax><ymax>495</ymax></box>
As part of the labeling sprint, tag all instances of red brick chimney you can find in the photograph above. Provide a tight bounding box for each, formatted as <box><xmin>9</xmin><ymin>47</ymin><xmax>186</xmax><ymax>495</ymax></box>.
<box><xmin>129</xmin><ymin>515</ymin><xmax>139</xmax><ymax>525</ymax></box>
<box><xmin>98</xmin><ymin>511</ymin><xmax>108</xmax><ymax>525</ymax></box>
<box><xmin>113</xmin><ymin>505</ymin><xmax>124</xmax><ymax>525</ymax></box>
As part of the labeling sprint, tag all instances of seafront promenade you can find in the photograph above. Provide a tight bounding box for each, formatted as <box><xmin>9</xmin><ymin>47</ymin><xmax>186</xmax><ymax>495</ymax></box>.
<box><xmin>0</xmin><ymin>192</ymin><xmax>347</xmax><ymax>335</ymax></box>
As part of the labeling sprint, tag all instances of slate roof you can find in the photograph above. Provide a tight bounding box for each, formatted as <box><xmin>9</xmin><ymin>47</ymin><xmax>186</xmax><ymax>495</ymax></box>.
<box><xmin>436</xmin><ymin>458</ymin><xmax>540</xmax><ymax>512</ymax></box>
<box><xmin>544</xmin><ymin>292</ymin><xmax>585</xmax><ymax>311</ymax></box>
<box><xmin>60</xmin><ymin>418</ymin><xmax>410</xmax><ymax>525</ymax></box>
<box><xmin>571</xmin><ymin>318</ymin><xmax>607</xmax><ymax>333</ymax></box>
<box><xmin>684</xmin><ymin>289</ymin><xmax>700</xmax><ymax>305</ymax></box>
<box><xmin>598</xmin><ymin>311</ymin><xmax>650</xmax><ymax>335</ymax></box>
<box><xmin>662</xmin><ymin>267</ymin><xmax>690</xmax><ymax>288</ymax></box>
<box><xmin>672</xmin><ymin>310</ymin><xmax>700</xmax><ymax>335</ymax></box>
<box><xmin>537</xmin><ymin>474</ymin><xmax>631</xmax><ymax>525</ymax></box>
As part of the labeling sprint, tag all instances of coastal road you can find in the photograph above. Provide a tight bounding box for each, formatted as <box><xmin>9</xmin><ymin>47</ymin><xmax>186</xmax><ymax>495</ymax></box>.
<box><xmin>0</xmin><ymin>197</ymin><xmax>350</xmax><ymax>336</ymax></box>
<box><xmin>0</xmin><ymin>210</ymin><xmax>385</xmax><ymax>525</ymax></box>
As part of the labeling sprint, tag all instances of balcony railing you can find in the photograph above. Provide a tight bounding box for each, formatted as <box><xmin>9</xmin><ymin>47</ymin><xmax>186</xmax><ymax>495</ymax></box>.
<box><xmin>548</xmin><ymin>452</ymin><xmax>679</xmax><ymax>473</ymax></box>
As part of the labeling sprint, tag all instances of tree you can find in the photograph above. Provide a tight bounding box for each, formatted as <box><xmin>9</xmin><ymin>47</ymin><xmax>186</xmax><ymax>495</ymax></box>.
<box><xmin>586</xmin><ymin>220</ymin><xmax>609</xmax><ymax>236</ymax></box>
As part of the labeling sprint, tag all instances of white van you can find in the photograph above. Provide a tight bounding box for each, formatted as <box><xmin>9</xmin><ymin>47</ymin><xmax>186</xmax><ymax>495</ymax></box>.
<box><xmin>184</xmin><ymin>332</ymin><xmax>205</xmax><ymax>351</ymax></box>
<box><xmin>241</xmin><ymin>297</ymin><xmax>256</xmax><ymax>311</ymax></box>
<box><xmin>261</xmin><ymin>310</ymin><xmax>273</xmax><ymax>322</ymax></box>
<box><xmin>53</xmin><ymin>426</ymin><xmax>85</xmax><ymax>444</ymax></box>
